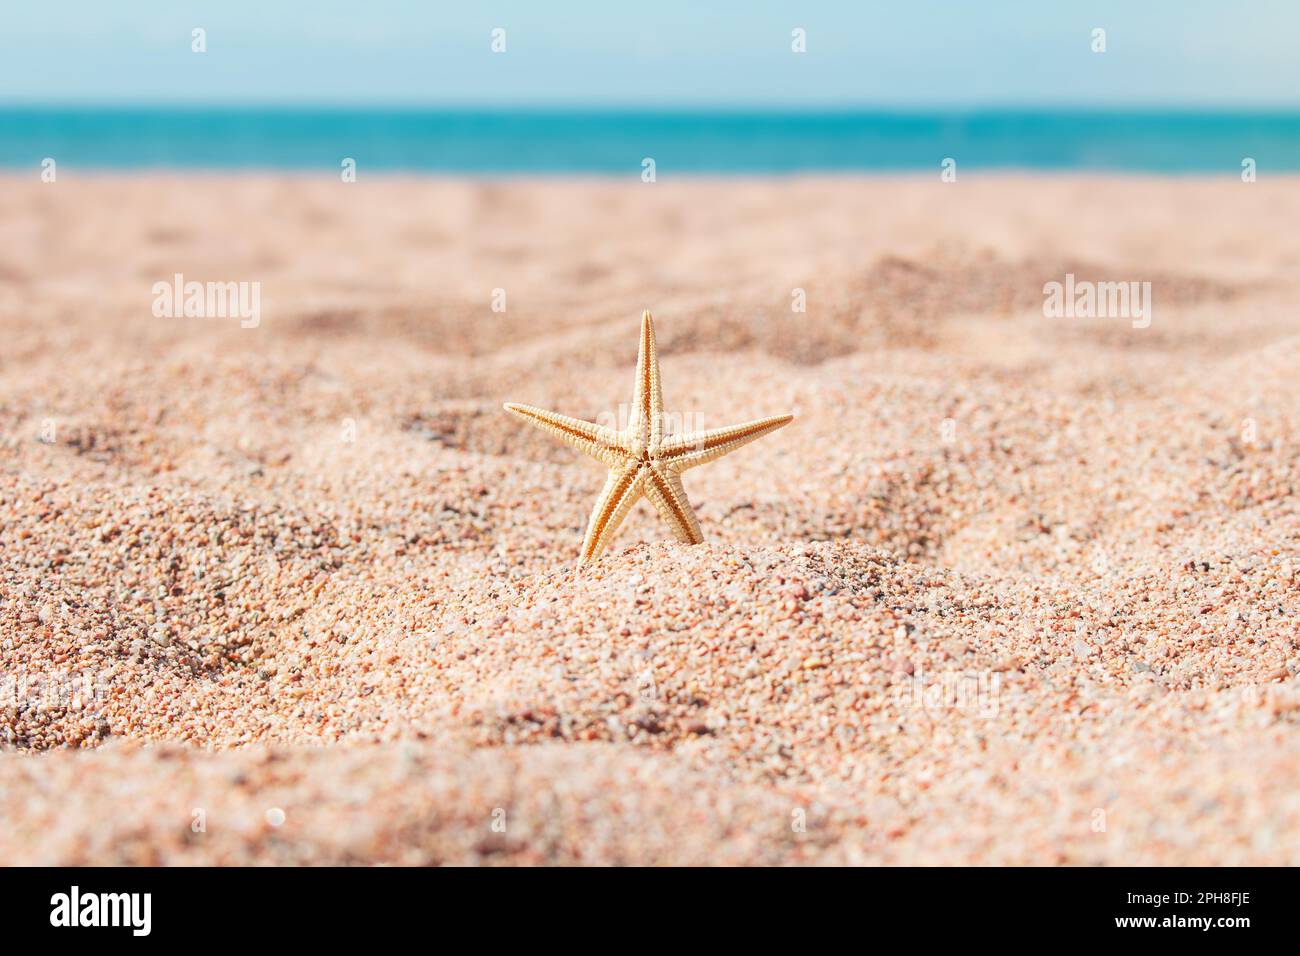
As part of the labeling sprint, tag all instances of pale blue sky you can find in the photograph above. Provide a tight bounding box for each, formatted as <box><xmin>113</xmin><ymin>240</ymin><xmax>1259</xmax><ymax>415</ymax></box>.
<box><xmin>3</xmin><ymin>1</ymin><xmax>1297</xmax><ymax>107</ymax></box>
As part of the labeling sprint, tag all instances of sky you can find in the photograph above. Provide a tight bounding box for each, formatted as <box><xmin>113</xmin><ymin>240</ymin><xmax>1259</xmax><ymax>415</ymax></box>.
<box><xmin>2</xmin><ymin>1</ymin><xmax>1298</xmax><ymax>108</ymax></box>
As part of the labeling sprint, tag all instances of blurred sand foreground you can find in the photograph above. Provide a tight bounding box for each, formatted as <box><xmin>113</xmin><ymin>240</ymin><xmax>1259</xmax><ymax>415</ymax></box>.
<box><xmin>1</xmin><ymin>175</ymin><xmax>1298</xmax><ymax>865</ymax></box>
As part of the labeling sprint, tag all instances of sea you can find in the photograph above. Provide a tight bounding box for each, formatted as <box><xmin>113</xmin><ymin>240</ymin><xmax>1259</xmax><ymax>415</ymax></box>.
<box><xmin>2</xmin><ymin>107</ymin><xmax>1300</xmax><ymax>173</ymax></box>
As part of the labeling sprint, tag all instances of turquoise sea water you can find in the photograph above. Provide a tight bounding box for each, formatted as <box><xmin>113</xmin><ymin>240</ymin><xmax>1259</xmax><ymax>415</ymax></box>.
<box><xmin>2</xmin><ymin>108</ymin><xmax>1300</xmax><ymax>173</ymax></box>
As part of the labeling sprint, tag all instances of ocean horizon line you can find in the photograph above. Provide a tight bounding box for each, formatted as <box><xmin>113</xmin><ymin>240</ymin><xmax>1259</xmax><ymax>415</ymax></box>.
<box><xmin>4</xmin><ymin>106</ymin><xmax>1299</xmax><ymax>173</ymax></box>
<box><xmin>5</xmin><ymin>102</ymin><xmax>1300</xmax><ymax>115</ymax></box>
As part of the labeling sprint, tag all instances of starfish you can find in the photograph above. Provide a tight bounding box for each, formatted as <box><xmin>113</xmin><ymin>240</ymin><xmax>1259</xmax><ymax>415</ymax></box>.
<box><xmin>504</xmin><ymin>311</ymin><xmax>793</xmax><ymax>565</ymax></box>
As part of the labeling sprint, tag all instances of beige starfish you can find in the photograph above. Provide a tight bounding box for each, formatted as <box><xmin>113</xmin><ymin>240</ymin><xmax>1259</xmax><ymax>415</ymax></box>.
<box><xmin>504</xmin><ymin>311</ymin><xmax>793</xmax><ymax>565</ymax></box>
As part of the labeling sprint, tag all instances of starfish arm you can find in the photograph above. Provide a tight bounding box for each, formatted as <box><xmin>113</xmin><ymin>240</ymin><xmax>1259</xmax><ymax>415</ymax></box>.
<box><xmin>643</xmin><ymin>465</ymin><xmax>704</xmax><ymax>544</ymax></box>
<box><xmin>503</xmin><ymin>402</ymin><xmax>626</xmax><ymax>467</ymax></box>
<box><xmin>579</xmin><ymin>463</ymin><xmax>646</xmax><ymax>564</ymax></box>
<box><xmin>627</xmin><ymin>310</ymin><xmax>665</xmax><ymax>451</ymax></box>
<box><xmin>657</xmin><ymin>414</ymin><xmax>794</xmax><ymax>473</ymax></box>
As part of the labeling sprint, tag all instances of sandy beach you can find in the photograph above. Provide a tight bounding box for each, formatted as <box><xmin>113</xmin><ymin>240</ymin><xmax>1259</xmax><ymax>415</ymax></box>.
<box><xmin>1</xmin><ymin>174</ymin><xmax>1298</xmax><ymax>865</ymax></box>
